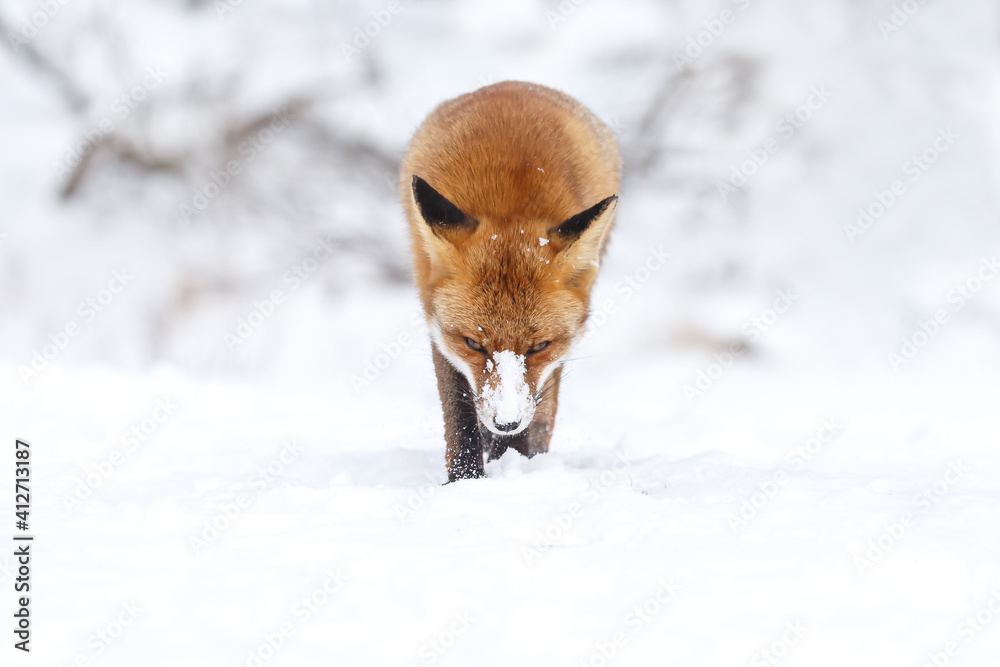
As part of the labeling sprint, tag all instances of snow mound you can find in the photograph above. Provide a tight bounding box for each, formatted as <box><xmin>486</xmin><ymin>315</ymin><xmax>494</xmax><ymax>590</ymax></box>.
<box><xmin>483</xmin><ymin>350</ymin><xmax>530</xmax><ymax>426</ymax></box>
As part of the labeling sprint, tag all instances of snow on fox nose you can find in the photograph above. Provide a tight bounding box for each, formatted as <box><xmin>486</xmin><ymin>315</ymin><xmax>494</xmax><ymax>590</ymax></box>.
<box><xmin>481</xmin><ymin>350</ymin><xmax>533</xmax><ymax>434</ymax></box>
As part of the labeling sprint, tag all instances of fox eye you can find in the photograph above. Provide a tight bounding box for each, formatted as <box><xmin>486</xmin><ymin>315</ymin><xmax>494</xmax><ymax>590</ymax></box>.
<box><xmin>528</xmin><ymin>341</ymin><xmax>550</xmax><ymax>355</ymax></box>
<box><xmin>465</xmin><ymin>337</ymin><xmax>485</xmax><ymax>353</ymax></box>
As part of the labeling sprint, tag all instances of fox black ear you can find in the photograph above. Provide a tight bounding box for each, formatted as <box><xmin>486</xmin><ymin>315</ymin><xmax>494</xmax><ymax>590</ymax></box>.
<box><xmin>548</xmin><ymin>195</ymin><xmax>617</xmax><ymax>249</ymax></box>
<box><xmin>412</xmin><ymin>175</ymin><xmax>477</xmax><ymax>238</ymax></box>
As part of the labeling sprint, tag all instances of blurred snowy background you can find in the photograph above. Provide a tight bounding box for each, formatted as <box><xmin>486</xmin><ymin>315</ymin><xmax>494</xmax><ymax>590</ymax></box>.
<box><xmin>1</xmin><ymin>0</ymin><xmax>999</xmax><ymax>665</ymax></box>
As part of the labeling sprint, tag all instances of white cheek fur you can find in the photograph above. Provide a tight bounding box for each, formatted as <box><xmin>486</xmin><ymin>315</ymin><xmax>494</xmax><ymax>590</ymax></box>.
<box><xmin>536</xmin><ymin>358</ymin><xmax>562</xmax><ymax>397</ymax></box>
<box><xmin>429</xmin><ymin>318</ymin><xmax>479</xmax><ymax>393</ymax></box>
<box><xmin>429</xmin><ymin>319</ymin><xmax>559</xmax><ymax>437</ymax></box>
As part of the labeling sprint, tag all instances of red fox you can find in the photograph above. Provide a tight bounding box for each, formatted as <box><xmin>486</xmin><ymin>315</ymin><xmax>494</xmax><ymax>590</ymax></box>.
<box><xmin>400</xmin><ymin>81</ymin><xmax>621</xmax><ymax>481</ymax></box>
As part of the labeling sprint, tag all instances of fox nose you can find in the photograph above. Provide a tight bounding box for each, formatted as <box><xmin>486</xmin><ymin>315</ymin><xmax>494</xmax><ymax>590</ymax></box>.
<box><xmin>493</xmin><ymin>419</ymin><xmax>520</xmax><ymax>433</ymax></box>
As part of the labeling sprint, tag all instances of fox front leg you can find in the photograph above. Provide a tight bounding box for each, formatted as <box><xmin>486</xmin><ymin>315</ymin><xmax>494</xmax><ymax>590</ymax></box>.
<box><xmin>432</xmin><ymin>346</ymin><xmax>486</xmax><ymax>482</ymax></box>
<box><xmin>511</xmin><ymin>365</ymin><xmax>561</xmax><ymax>458</ymax></box>
<box><xmin>482</xmin><ymin>365</ymin><xmax>562</xmax><ymax>460</ymax></box>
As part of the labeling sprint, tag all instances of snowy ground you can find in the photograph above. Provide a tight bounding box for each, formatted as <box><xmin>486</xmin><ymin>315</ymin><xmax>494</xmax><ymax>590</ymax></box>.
<box><xmin>2</xmin><ymin>0</ymin><xmax>1000</xmax><ymax>665</ymax></box>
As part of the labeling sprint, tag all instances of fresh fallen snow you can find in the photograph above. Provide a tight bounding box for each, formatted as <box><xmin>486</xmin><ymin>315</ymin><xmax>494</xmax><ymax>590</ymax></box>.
<box><xmin>482</xmin><ymin>350</ymin><xmax>530</xmax><ymax>427</ymax></box>
<box><xmin>2</xmin><ymin>362</ymin><xmax>999</xmax><ymax>667</ymax></box>
<box><xmin>2</xmin><ymin>0</ymin><xmax>1000</xmax><ymax>665</ymax></box>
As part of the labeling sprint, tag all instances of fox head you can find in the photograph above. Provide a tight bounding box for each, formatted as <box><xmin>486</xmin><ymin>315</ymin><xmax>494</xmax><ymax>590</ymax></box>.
<box><xmin>407</xmin><ymin>174</ymin><xmax>617</xmax><ymax>436</ymax></box>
